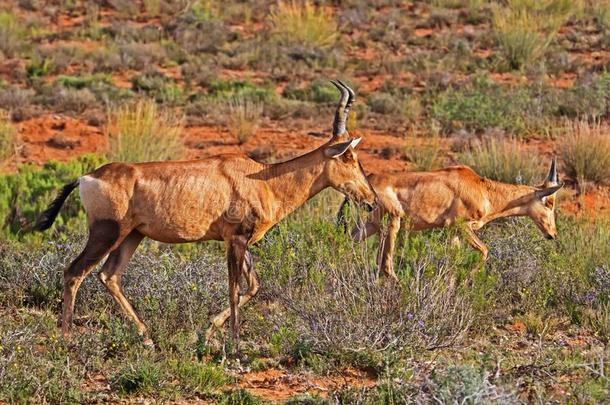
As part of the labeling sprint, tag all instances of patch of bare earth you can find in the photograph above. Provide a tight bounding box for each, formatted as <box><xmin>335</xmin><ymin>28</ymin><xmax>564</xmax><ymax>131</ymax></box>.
<box><xmin>238</xmin><ymin>367</ymin><xmax>376</xmax><ymax>401</ymax></box>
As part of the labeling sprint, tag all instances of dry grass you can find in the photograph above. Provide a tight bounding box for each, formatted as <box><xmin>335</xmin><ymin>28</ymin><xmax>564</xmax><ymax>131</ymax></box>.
<box><xmin>0</xmin><ymin>12</ymin><xmax>25</xmax><ymax>58</ymax></box>
<box><xmin>459</xmin><ymin>137</ymin><xmax>544</xmax><ymax>184</ymax></box>
<box><xmin>405</xmin><ymin>131</ymin><xmax>443</xmax><ymax>171</ymax></box>
<box><xmin>107</xmin><ymin>99</ymin><xmax>185</xmax><ymax>163</ymax></box>
<box><xmin>268</xmin><ymin>0</ymin><xmax>338</xmax><ymax>49</ymax></box>
<box><xmin>143</xmin><ymin>0</ymin><xmax>161</xmax><ymax>17</ymax></box>
<box><xmin>589</xmin><ymin>0</ymin><xmax>610</xmax><ymax>29</ymax></box>
<box><xmin>492</xmin><ymin>0</ymin><xmax>583</xmax><ymax>69</ymax></box>
<box><xmin>224</xmin><ymin>97</ymin><xmax>263</xmax><ymax>144</ymax></box>
<box><xmin>560</xmin><ymin>120</ymin><xmax>610</xmax><ymax>186</ymax></box>
<box><xmin>0</xmin><ymin>110</ymin><xmax>19</xmax><ymax>166</ymax></box>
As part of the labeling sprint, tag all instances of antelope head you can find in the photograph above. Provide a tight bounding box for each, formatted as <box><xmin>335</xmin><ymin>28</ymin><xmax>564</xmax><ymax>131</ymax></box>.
<box><xmin>527</xmin><ymin>157</ymin><xmax>563</xmax><ymax>239</ymax></box>
<box><xmin>322</xmin><ymin>80</ymin><xmax>376</xmax><ymax>208</ymax></box>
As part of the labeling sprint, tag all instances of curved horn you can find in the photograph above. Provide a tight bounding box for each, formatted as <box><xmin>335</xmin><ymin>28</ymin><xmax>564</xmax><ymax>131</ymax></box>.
<box><xmin>546</xmin><ymin>157</ymin><xmax>558</xmax><ymax>185</ymax></box>
<box><xmin>536</xmin><ymin>182</ymin><xmax>564</xmax><ymax>200</ymax></box>
<box><xmin>331</xmin><ymin>80</ymin><xmax>355</xmax><ymax>138</ymax></box>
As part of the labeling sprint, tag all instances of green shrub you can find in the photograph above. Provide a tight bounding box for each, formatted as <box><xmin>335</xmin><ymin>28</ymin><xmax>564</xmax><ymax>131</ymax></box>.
<box><xmin>559</xmin><ymin>72</ymin><xmax>610</xmax><ymax>119</ymax></box>
<box><xmin>25</xmin><ymin>56</ymin><xmax>54</xmax><ymax>78</ymax></box>
<box><xmin>208</xmin><ymin>80</ymin><xmax>276</xmax><ymax>103</ymax></box>
<box><xmin>560</xmin><ymin>120</ymin><xmax>610</xmax><ymax>186</ymax></box>
<box><xmin>368</xmin><ymin>92</ymin><xmax>401</xmax><ymax>114</ymax></box>
<box><xmin>269</xmin><ymin>0</ymin><xmax>337</xmax><ymax>49</ymax></box>
<box><xmin>458</xmin><ymin>137</ymin><xmax>544</xmax><ymax>184</ymax></box>
<box><xmin>0</xmin><ymin>154</ymin><xmax>106</xmax><ymax>239</ymax></box>
<box><xmin>430</xmin><ymin>77</ymin><xmax>555</xmax><ymax>136</ymax></box>
<box><xmin>219</xmin><ymin>389</ymin><xmax>261</xmax><ymax>405</ymax></box>
<box><xmin>282</xmin><ymin>79</ymin><xmax>337</xmax><ymax>103</ymax></box>
<box><xmin>107</xmin><ymin>99</ymin><xmax>185</xmax><ymax>163</ymax></box>
<box><xmin>131</xmin><ymin>74</ymin><xmax>185</xmax><ymax>105</ymax></box>
<box><xmin>171</xmin><ymin>360</ymin><xmax>230</xmax><ymax>395</ymax></box>
<box><xmin>55</xmin><ymin>74</ymin><xmax>133</xmax><ymax>104</ymax></box>
<box><xmin>111</xmin><ymin>360</ymin><xmax>161</xmax><ymax>395</ymax></box>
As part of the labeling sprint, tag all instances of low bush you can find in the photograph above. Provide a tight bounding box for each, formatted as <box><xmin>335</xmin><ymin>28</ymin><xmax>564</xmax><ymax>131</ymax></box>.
<box><xmin>107</xmin><ymin>99</ymin><xmax>185</xmax><ymax>163</ymax></box>
<box><xmin>458</xmin><ymin>137</ymin><xmax>544</xmax><ymax>184</ymax></box>
<box><xmin>51</xmin><ymin>87</ymin><xmax>97</xmax><ymax>114</ymax></box>
<box><xmin>131</xmin><ymin>74</ymin><xmax>185</xmax><ymax>105</ymax></box>
<box><xmin>207</xmin><ymin>80</ymin><xmax>276</xmax><ymax>103</ymax></box>
<box><xmin>174</xmin><ymin>19</ymin><xmax>234</xmax><ymax>55</ymax></box>
<box><xmin>430</xmin><ymin>77</ymin><xmax>556</xmax><ymax>136</ymax></box>
<box><xmin>559</xmin><ymin>72</ymin><xmax>610</xmax><ymax>120</ymax></box>
<box><xmin>368</xmin><ymin>92</ymin><xmax>402</xmax><ymax>114</ymax></box>
<box><xmin>282</xmin><ymin>79</ymin><xmax>337</xmax><ymax>104</ymax></box>
<box><xmin>118</xmin><ymin>43</ymin><xmax>166</xmax><ymax>70</ymax></box>
<box><xmin>560</xmin><ymin>120</ymin><xmax>610</xmax><ymax>186</ymax></box>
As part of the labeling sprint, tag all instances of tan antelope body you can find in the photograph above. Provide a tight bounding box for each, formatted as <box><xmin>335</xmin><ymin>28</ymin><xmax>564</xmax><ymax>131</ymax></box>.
<box><xmin>340</xmin><ymin>161</ymin><xmax>562</xmax><ymax>280</ymax></box>
<box><xmin>36</xmin><ymin>80</ymin><xmax>375</xmax><ymax>347</ymax></box>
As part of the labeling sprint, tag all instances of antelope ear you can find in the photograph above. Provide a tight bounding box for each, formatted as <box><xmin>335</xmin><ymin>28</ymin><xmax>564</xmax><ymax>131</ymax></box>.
<box><xmin>325</xmin><ymin>139</ymin><xmax>353</xmax><ymax>158</ymax></box>
<box><xmin>535</xmin><ymin>182</ymin><xmax>564</xmax><ymax>200</ymax></box>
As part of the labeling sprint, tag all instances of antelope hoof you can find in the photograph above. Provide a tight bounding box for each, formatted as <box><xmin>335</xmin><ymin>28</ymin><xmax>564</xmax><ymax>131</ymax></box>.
<box><xmin>143</xmin><ymin>337</ymin><xmax>155</xmax><ymax>349</ymax></box>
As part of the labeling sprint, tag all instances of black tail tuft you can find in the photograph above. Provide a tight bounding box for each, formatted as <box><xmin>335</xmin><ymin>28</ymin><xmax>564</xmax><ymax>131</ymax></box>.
<box><xmin>336</xmin><ymin>197</ymin><xmax>351</xmax><ymax>233</ymax></box>
<box><xmin>34</xmin><ymin>180</ymin><xmax>79</xmax><ymax>231</ymax></box>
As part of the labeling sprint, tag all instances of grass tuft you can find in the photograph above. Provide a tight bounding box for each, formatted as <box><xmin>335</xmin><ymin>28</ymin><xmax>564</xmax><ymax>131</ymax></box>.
<box><xmin>0</xmin><ymin>110</ymin><xmax>19</xmax><ymax>166</ymax></box>
<box><xmin>492</xmin><ymin>0</ymin><xmax>582</xmax><ymax>69</ymax></box>
<box><xmin>224</xmin><ymin>97</ymin><xmax>263</xmax><ymax>144</ymax></box>
<box><xmin>107</xmin><ymin>99</ymin><xmax>185</xmax><ymax>163</ymax></box>
<box><xmin>459</xmin><ymin>137</ymin><xmax>544</xmax><ymax>184</ymax></box>
<box><xmin>560</xmin><ymin>120</ymin><xmax>610</xmax><ymax>186</ymax></box>
<box><xmin>0</xmin><ymin>12</ymin><xmax>25</xmax><ymax>58</ymax></box>
<box><xmin>269</xmin><ymin>0</ymin><xmax>338</xmax><ymax>49</ymax></box>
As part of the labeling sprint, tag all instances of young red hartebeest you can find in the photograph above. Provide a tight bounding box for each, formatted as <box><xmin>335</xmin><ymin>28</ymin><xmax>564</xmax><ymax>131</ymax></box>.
<box><xmin>338</xmin><ymin>159</ymin><xmax>563</xmax><ymax>280</ymax></box>
<box><xmin>36</xmin><ymin>80</ymin><xmax>376</xmax><ymax>347</ymax></box>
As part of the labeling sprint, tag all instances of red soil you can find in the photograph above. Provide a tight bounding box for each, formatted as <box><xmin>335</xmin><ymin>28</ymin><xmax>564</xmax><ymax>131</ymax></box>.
<box><xmin>13</xmin><ymin>115</ymin><xmax>106</xmax><ymax>169</ymax></box>
<box><xmin>238</xmin><ymin>367</ymin><xmax>376</xmax><ymax>401</ymax></box>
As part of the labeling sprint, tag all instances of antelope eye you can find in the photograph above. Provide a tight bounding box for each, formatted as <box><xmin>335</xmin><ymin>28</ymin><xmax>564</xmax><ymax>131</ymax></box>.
<box><xmin>342</xmin><ymin>150</ymin><xmax>355</xmax><ymax>161</ymax></box>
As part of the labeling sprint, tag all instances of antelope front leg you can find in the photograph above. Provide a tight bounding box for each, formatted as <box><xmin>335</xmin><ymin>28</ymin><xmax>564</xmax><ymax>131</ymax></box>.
<box><xmin>461</xmin><ymin>222</ymin><xmax>489</xmax><ymax>260</ymax></box>
<box><xmin>205</xmin><ymin>240</ymin><xmax>254</xmax><ymax>346</ymax></box>
<box><xmin>377</xmin><ymin>216</ymin><xmax>401</xmax><ymax>281</ymax></box>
